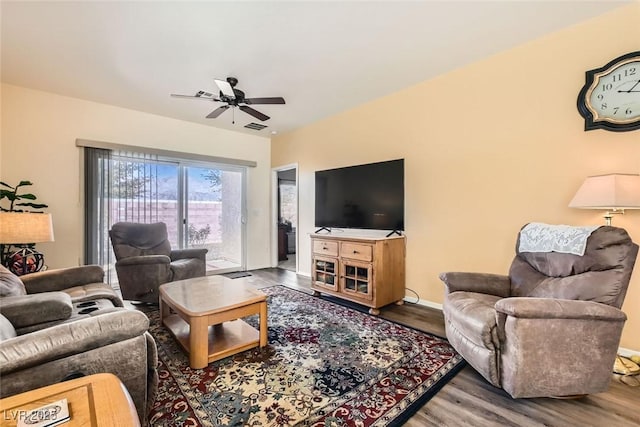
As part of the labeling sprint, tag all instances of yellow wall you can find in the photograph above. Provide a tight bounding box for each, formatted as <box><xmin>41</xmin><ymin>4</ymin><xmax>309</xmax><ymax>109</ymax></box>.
<box><xmin>1</xmin><ymin>84</ymin><xmax>272</xmax><ymax>270</ymax></box>
<box><xmin>272</xmin><ymin>3</ymin><xmax>640</xmax><ymax>351</ymax></box>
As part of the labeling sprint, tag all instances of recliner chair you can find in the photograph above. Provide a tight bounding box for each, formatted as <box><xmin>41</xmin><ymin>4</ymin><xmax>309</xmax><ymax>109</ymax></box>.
<box><xmin>0</xmin><ymin>264</ymin><xmax>123</xmax><ymax>333</ymax></box>
<box><xmin>109</xmin><ymin>222</ymin><xmax>208</xmax><ymax>303</ymax></box>
<box><xmin>0</xmin><ymin>264</ymin><xmax>158</xmax><ymax>424</ymax></box>
<box><xmin>440</xmin><ymin>224</ymin><xmax>637</xmax><ymax>398</ymax></box>
<box><xmin>0</xmin><ymin>310</ymin><xmax>157</xmax><ymax>425</ymax></box>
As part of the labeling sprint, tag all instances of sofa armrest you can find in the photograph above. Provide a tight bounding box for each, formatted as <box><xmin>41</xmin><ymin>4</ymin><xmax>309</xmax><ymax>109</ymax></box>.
<box><xmin>439</xmin><ymin>272</ymin><xmax>511</xmax><ymax>297</ymax></box>
<box><xmin>494</xmin><ymin>297</ymin><xmax>626</xmax><ymax>321</ymax></box>
<box><xmin>145</xmin><ymin>332</ymin><xmax>159</xmax><ymax>412</ymax></box>
<box><xmin>0</xmin><ymin>293</ymin><xmax>72</xmax><ymax>328</ymax></box>
<box><xmin>116</xmin><ymin>255</ymin><xmax>171</xmax><ymax>267</ymax></box>
<box><xmin>170</xmin><ymin>248</ymin><xmax>208</xmax><ymax>262</ymax></box>
<box><xmin>22</xmin><ymin>265</ymin><xmax>105</xmax><ymax>294</ymax></box>
<box><xmin>0</xmin><ymin>310</ymin><xmax>150</xmax><ymax>375</ymax></box>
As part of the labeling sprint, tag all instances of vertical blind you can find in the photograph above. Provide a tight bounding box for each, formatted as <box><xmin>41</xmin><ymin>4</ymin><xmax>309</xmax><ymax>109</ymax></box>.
<box><xmin>84</xmin><ymin>143</ymin><xmax>250</xmax><ymax>284</ymax></box>
<box><xmin>84</xmin><ymin>147</ymin><xmax>166</xmax><ymax>284</ymax></box>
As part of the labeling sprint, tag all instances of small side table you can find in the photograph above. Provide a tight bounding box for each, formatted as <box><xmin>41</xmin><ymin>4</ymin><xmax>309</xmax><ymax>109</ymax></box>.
<box><xmin>0</xmin><ymin>373</ymin><xmax>140</xmax><ymax>427</ymax></box>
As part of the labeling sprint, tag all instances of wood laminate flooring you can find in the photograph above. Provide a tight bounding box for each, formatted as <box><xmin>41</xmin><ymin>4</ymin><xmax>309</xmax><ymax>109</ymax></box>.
<box><xmin>240</xmin><ymin>268</ymin><xmax>640</xmax><ymax>427</ymax></box>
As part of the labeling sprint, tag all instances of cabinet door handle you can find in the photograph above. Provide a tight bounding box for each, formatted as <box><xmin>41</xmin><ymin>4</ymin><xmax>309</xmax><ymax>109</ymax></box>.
<box><xmin>322</xmin><ymin>246</ymin><xmax>328</xmax><ymax>250</ymax></box>
<box><xmin>353</xmin><ymin>250</ymin><xmax>358</xmax><ymax>254</ymax></box>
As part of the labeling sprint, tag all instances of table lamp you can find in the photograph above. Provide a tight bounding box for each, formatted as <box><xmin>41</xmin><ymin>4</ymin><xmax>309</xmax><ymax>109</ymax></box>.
<box><xmin>0</xmin><ymin>212</ymin><xmax>55</xmax><ymax>275</ymax></box>
<box><xmin>569</xmin><ymin>173</ymin><xmax>640</xmax><ymax>225</ymax></box>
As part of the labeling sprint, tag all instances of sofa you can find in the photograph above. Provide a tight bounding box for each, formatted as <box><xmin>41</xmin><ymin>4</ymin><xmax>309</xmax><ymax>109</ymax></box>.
<box><xmin>0</xmin><ymin>264</ymin><xmax>158</xmax><ymax>424</ymax></box>
<box><xmin>440</xmin><ymin>224</ymin><xmax>637</xmax><ymax>398</ymax></box>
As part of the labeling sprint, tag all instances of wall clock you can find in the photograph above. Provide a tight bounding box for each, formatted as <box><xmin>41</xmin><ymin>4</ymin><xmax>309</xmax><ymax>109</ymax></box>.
<box><xmin>577</xmin><ymin>51</ymin><xmax>640</xmax><ymax>132</ymax></box>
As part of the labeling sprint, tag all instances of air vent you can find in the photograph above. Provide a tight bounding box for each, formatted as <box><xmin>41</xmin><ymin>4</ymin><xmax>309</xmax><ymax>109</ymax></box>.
<box><xmin>244</xmin><ymin>123</ymin><xmax>267</xmax><ymax>130</ymax></box>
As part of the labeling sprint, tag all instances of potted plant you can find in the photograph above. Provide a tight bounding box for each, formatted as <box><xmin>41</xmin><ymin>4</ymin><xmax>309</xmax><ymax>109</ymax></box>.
<box><xmin>0</xmin><ymin>180</ymin><xmax>48</xmax><ymax>212</ymax></box>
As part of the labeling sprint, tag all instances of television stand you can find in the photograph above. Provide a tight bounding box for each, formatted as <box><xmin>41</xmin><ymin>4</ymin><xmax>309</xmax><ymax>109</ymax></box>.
<box><xmin>315</xmin><ymin>227</ymin><xmax>331</xmax><ymax>233</ymax></box>
<box><xmin>311</xmin><ymin>234</ymin><xmax>405</xmax><ymax>315</ymax></box>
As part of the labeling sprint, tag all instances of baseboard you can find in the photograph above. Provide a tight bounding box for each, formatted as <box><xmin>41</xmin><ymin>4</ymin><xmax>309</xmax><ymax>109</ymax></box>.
<box><xmin>403</xmin><ymin>296</ymin><xmax>640</xmax><ymax>355</ymax></box>
<box><xmin>618</xmin><ymin>347</ymin><xmax>640</xmax><ymax>357</ymax></box>
<box><xmin>405</xmin><ymin>297</ymin><xmax>442</xmax><ymax>311</ymax></box>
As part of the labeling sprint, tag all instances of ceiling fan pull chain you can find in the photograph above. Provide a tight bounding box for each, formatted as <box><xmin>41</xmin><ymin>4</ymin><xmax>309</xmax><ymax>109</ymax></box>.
<box><xmin>232</xmin><ymin>106</ymin><xmax>235</xmax><ymax>124</ymax></box>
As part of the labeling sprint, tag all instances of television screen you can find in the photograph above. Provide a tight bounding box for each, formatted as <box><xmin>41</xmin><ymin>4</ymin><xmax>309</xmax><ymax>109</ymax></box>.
<box><xmin>315</xmin><ymin>159</ymin><xmax>404</xmax><ymax>231</ymax></box>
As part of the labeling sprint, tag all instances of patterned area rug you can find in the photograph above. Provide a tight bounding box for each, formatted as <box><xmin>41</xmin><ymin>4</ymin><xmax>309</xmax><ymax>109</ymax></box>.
<box><xmin>148</xmin><ymin>286</ymin><xmax>464</xmax><ymax>426</ymax></box>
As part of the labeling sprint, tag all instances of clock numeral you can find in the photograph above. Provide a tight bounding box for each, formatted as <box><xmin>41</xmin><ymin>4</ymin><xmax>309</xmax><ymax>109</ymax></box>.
<box><xmin>601</xmin><ymin>102</ymin><xmax>608</xmax><ymax>110</ymax></box>
<box><xmin>626</xmin><ymin>68</ymin><xmax>637</xmax><ymax>77</ymax></box>
<box><xmin>614</xmin><ymin>107</ymin><xmax>620</xmax><ymax>115</ymax></box>
<box><xmin>601</xmin><ymin>83</ymin><xmax>614</xmax><ymax>92</ymax></box>
<box><xmin>613</xmin><ymin>74</ymin><xmax>622</xmax><ymax>82</ymax></box>
<box><xmin>597</xmin><ymin>94</ymin><xmax>604</xmax><ymax>100</ymax></box>
<box><xmin>627</xmin><ymin>108</ymin><xmax>634</xmax><ymax>115</ymax></box>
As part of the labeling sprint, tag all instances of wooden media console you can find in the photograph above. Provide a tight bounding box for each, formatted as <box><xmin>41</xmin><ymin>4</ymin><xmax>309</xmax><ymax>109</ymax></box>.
<box><xmin>310</xmin><ymin>234</ymin><xmax>405</xmax><ymax>315</ymax></box>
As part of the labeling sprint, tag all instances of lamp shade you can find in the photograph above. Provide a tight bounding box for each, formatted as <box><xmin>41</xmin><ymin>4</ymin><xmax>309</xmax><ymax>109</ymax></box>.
<box><xmin>0</xmin><ymin>212</ymin><xmax>55</xmax><ymax>244</ymax></box>
<box><xmin>569</xmin><ymin>174</ymin><xmax>640</xmax><ymax>209</ymax></box>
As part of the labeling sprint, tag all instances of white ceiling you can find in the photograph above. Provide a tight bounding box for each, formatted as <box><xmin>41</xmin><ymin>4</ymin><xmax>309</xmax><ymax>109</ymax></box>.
<box><xmin>1</xmin><ymin>1</ymin><xmax>631</xmax><ymax>137</ymax></box>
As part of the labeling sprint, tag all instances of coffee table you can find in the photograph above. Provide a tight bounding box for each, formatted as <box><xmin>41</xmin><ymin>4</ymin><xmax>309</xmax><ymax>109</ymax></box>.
<box><xmin>159</xmin><ymin>275</ymin><xmax>267</xmax><ymax>369</ymax></box>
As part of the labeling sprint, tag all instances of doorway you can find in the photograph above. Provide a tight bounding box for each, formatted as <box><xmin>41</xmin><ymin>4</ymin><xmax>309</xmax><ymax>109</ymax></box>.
<box><xmin>272</xmin><ymin>165</ymin><xmax>298</xmax><ymax>272</ymax></box>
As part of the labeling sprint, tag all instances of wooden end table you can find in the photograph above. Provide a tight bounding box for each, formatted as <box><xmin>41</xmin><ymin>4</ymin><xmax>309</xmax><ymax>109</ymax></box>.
<box><xmin>0</xmin><ymin>373</ymin><xmax>140</xmax><ymax>427</ymax></box>
<box><xmin>159</xmin><ymin>275</ymin><xmax>268</xmax><ymax>369</ymax></box>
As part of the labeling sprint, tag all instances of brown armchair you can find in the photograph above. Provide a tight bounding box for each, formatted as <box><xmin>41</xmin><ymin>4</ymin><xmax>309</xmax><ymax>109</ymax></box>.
<box><xmin>109</xmin><ymin>222</ymin><xmax>208</xmax><ymax>303</ymax></box>
<box><xmin>440</xmin><ymin>224</ymin><xmax>638</xmax><ymax>398</ymax></box>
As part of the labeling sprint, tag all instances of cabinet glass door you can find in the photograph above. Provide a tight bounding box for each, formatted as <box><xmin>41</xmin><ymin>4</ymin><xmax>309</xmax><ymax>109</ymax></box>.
<box><xmin>312</xmin><ymin>256</ymin><xmax>338</xmax><ymax>291</ymax></box>
<box><xmin>341</xmin><ymin>261</ymin><xmax>373</xmax><ymax>301</ymax></box>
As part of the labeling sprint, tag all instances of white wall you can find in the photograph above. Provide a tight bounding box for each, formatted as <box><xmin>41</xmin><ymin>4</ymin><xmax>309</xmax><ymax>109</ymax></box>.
<box><xmin>1</xmin><ymin>83</ymin><xmax>272</xmax><ymax>270</ymax></box>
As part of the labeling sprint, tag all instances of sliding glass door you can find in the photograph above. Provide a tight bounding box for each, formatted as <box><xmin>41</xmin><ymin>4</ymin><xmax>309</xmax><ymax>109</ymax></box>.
<box><xmin>185</xmin><ymin>165</ymin><xmax>245</xmax><ymax>273</ymax></box>
<box><xmin>85</xmin><ymin>149</ymin><xmax>245</xmax><ymax>285</ymax></box>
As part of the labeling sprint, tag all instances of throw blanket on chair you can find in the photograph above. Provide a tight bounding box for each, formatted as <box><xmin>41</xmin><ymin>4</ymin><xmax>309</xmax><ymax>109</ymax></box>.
<box><xmin>518</xmin><ymin>222</ymin><xmax>600</xmax><ymax>256</ymax></box>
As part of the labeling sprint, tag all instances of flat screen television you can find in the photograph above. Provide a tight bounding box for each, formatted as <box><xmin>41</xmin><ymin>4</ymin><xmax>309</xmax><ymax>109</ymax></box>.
<box><xmin>315</xmin><ymin>159</ymin><xmax>404</xmax><ymax>232</ymax></box>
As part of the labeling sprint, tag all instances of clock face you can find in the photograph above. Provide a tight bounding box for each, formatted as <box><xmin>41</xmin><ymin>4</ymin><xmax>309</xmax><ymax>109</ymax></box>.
<box><xmin>587</xmin><ymin>59</ymin><xmax>640</xmax><ymax>122</ymax></box>
<box><xmin>578</xmin><ymin>51</ymin><xmax>640</xmax><ymax>131</ymax></box>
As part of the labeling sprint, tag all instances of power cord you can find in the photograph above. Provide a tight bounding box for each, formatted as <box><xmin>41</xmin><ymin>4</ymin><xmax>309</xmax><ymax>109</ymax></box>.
<box><xmin>404</xmin><ymin>288</ymin><xmax>420</xmax><ymax>305</ymax></box>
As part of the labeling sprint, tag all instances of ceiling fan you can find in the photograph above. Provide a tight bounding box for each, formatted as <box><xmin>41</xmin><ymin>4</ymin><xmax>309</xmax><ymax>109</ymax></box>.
<box><xmin>171</xmin><ymin>77</ymin><xmax>285</xmax><ymax>122</ymax></box>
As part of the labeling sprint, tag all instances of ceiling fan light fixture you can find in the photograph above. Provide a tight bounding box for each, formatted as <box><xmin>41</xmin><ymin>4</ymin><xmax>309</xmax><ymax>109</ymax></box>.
<box><xmin>214</xmin><ymin>79</ymin><xmax>235</xmax><ymax>99</ymax></box>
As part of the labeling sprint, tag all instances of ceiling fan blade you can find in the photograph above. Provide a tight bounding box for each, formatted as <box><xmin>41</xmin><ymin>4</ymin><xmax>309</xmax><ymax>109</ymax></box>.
<box><xmin>239</xmin><ymin>105</ymin><xmax>270</xmax><ymax>121</ymax></box>
<box><xmin>214</xmin><ymin>79</ymin><xmax>235</xmax><ymax>99</ymax></box>
<box><xmin>244</xmin><ymin>97</ymin><xmax>286</xmax><ymax>105</ymax></box>
<box><xmin>171</xmin><ymin>91</ymin><xmax>219</xmax><ymax>101</ymax></box>
<box><xmin>206</xmin><ymin>105</ymin><xmax>229</xmax><ymax>118</ymax></box>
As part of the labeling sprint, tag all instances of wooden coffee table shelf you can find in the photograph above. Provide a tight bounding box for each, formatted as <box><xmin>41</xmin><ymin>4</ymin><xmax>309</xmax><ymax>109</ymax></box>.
<box><xmin>159</xmin><ymin>275</ymin><xmax>268</xmax><ymax>369</ymax></box>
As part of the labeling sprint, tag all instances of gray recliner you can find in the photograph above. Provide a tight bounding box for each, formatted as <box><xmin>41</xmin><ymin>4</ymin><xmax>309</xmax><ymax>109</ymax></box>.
<box><xmin>440</xmin><ymin>224</ymin><xmax>638</xmax><ymax>398</ymax></box>
<box><xmin>0</xmin><ymin>264</ymin><xmax>123</xmax><ymax>334</ymax></box>
<box><xmin>109</xmin><ymin>222</ymin><xmax>208</xmax><ymax>303</ymax></box>
<box><xmin>0</xmin><ymin>310</ymin><xmax>157</xmax><ymax>425</ymax></box>
<box><xmin>0</xmin><ymin>264</ymin><xmax>158</xmax><ymax>424</ymax></box>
